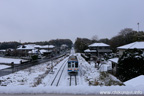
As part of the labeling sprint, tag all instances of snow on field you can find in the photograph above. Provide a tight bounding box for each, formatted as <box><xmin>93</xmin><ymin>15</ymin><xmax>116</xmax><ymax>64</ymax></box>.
<box><xmin>0</xmin><ymin>65</ymin><xmax>10</xmax><ymax>70</ymax></box>
<box><xmin>0</xmin><ymin>54</ymin><xmax>144</xmax><ymax>94</ymax></box>
<box><xmin>0</xmin><ymin>57</ymin><xmax>28</xmax><ymax>64</ymax></box>
<box><xmin>0</xmin><ymin>56</ymin><xmax>66</xmax><ymax>87</ymax></box>
<box><xmin>0</xmin><ymin>85</ymin><xmax>143</xmax><ymax>94</ymax></box>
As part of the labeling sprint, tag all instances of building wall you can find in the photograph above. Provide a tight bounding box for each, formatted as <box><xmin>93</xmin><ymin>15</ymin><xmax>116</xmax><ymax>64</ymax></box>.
<box><xmin>89</xmin><ymin>46</ymin><xmax>112</xmax><ymax>57</ymax></box>
<box><xmin>118</xmin><ymin>49</ymin><xmax>125</xmax><ymax>56</ymax></box>
<box><xmin>112</xmin><ymin>62</ymin><xmax>117</xmax><ymax>75</ymax></box>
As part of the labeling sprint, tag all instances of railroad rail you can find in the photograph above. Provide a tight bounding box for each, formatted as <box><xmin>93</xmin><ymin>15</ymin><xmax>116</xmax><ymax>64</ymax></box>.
<box><xmin>50</xmin><ymin>60</ymin><xmax>67</xmax><ymax>86</ymax></box>
<box><xmin>69</xmin><ymin>75</ymin><xmax>77</xmax><ymax>86</ymax></box>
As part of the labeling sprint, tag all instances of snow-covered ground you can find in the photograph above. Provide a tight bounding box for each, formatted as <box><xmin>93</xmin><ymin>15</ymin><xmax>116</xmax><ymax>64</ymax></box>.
<box><xmin>0</xmin><ymin>57</ymin><xmax>28</xmax><ymax>64</ymax></box>
<box><xmin>0</xmin><ymin>65</ymin><xmax>10</xmax><ymax>70</ymax></box>
<box><xmin>0</xmin><ymin>56</ymin><xmax>66</xmax><ymax>87</ymax></box>
<box><xmin>0</xmin><ymin>54</ymin><xmax>143</xmax><ymax>95</ymax></box>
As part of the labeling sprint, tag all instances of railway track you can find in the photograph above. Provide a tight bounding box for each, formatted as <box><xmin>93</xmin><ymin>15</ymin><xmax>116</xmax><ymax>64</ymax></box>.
<box><xmin>50</xmin><ymin>60</ymin><xmax>67</xmax><ymax>86</ymax></box>
<box><xmin>69</xmin><ymin>75</ymin><xmax>77</xmax><ymax>86</ymax></box>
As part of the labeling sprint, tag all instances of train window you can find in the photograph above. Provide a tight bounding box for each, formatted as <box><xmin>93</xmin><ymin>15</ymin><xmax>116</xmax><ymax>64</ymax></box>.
<box><xmin>72</xmin><ymin>63</ymin><xmax>74</xmax><ymax>67</ymax></box>
<box><xmin>75</xmin><ymin>62</ymin><xmax>78</xmax><ymax>67</ymax></box>
<box><xmin>68</xmin><ymin>62</ymin><xmax>71</xmax><ymax>67</ymax></box>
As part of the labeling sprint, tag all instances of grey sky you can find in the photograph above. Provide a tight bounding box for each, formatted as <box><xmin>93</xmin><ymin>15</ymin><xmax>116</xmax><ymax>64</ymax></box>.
<box><xmin>0</xmin><ymin>0</ymin><xmax>144</xmax><ymax>43</ymax></box>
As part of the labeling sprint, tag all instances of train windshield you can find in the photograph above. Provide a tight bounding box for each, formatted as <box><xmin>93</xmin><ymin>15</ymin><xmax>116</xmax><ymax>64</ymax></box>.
<box><xmin>75</xmin><ymin>62</ymin><xmax>78</xmax><ymax>68</ymax></box>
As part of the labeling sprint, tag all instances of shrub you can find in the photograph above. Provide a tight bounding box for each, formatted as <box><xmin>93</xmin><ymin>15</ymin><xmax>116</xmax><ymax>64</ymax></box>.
<box><xmin>117</xmin><ymin>49</ymin><xmax>144</xmax><ymax>81</ymax></box>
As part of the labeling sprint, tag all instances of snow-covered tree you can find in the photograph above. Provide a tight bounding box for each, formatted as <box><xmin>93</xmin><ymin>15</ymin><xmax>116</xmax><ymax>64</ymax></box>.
<box><xmin>117</xmin><ymin>49</ymin><xmax>144</xmax><ymax>81</ymax></box>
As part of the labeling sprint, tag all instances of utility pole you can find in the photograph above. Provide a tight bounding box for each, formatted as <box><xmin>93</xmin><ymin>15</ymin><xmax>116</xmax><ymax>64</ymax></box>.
<box><xmin>137</xmin><ymin>22</ymin><xmax>139</xmax><ymax>32</ymax></box>
<box><xmin>51</xmin><ymin>60</ymin><xmax>53</xmax><ymax>72</ymax></box>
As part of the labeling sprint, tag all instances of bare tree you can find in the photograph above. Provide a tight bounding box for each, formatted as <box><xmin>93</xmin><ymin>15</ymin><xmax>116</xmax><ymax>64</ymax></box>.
<box><xmin>92</xmin><ymin>35</ymin><xmax>98</xmax><ymax>41</ymax></box>
<box><xmin>119</xmin><ymin>28</ymin><xmax>133</xmax><ymax>36</ymax></box>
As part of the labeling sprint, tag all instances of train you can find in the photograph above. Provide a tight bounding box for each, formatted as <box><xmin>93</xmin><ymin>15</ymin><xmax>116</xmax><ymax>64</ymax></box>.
<box><xmin>67</xmin><ymin>55</ymin><xmax>79</xmax><ymax>75</ymax></box>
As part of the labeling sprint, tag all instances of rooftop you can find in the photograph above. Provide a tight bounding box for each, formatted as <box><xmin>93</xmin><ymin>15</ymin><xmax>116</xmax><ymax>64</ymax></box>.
<box><xmin>89</xmin><ymin>43</ymin><xmax>110</xmax><ymax>47</ymax></box>
<box><xmin>17</xmin><ymin>44</ymin><xmax>55</xmax><ymax>50</ymax></box>
<box><xmin>109</xmin><ymin>58</ymin><xmax>119</xmax><ymax>64</ymax></box>
<box><xmin>84</xmin><ymin>49</ymin><xmax>97</xmax><ymax>53</ymax></box>
<box><xmin>118</xmin><ymin>41</ymin><xmax>144</xmax><ymax>49</ymax></box>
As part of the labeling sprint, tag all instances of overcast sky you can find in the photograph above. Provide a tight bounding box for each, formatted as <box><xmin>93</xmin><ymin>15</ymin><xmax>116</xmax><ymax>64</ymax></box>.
<box><xmin>0</xmin><ymin>0</ymin><xmax>144</xmax><ymax>43</ymax></box>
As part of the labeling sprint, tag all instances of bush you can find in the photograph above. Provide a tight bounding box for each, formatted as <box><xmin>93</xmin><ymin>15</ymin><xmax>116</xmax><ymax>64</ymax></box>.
<box><xmin>31</xmin><ymin>55</ymin><xmax>38</xmax><ymax>60</ymax></box>
<box><xmin>117</xmin><ymin>49</ymin><xmax>144</xmax><ymax>81</ymax></box>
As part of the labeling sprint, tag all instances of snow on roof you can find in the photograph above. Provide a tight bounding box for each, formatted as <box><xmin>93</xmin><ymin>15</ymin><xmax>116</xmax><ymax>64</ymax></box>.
<box><xmin>17</xmin><ymin>44</ymin><xmax>55</xmax><ymax>50</ymax></box>
<box><xmin>89</xmin><ymin>43</ymin><xmax>110</xmax><ymax>47</ymax></box>
<box><xmin>61</xmin><ymin>44</ymin><xmax>68</xmax><ymax>47</ymax></box>
<box><xmin>39</xmin><ymin>49</ymin><xmax>52</xmax><ymax>54</ymax></box>
<box><xmin>0</xmin><ymin>50</ymin><xmax>6</xmax><ymax>52</ymax></box>
<box><xmin>39</xmin><ymin>49</ymin><xmax>47</xmax><ymax>53</ymax></box>
<box><xmin>41</xmin><ymin>45</ymin><xmax>55</xmax><ymax>49</ymax></box>
<box><xmin>84</xmin><ymin>49</ymin><xmax>97</xmax><ymax>52</ymax></box>
<box><xmin>28</xmin><ymin>49</ymin><xmax>39</xmax><ymax>54</ymax></box>
<box><xmin>0</xmin><ymin>65</ymin><xmax>10</xmax><ymax>70</ymax></box>
<box><xmin>0</xmin><ymin>57</ymin><xmax>28</xmax><ymax>64</ymax></box>
<box><xmin>124</xmin><ymin>75</ymin><xmax>144</xmax><ymax>86</ymax></box>
<box><xmin>34</xmin><ymin>45</ymin><xmax>42</xmax><ymax>48</ymax></box>
<box><xmin>17</xmin><ymin>44</ymin><xmax>36</xmax><ymax>50</ymax></box>
<box><xmin>118</xmin><ymin>41</ymin><xmax>144</xmax><ymax>49</ymax></box>
<box><xmin>109</xmin><ymin>58</ymin><xmax>119</xmax><ymax>64</ymax></box>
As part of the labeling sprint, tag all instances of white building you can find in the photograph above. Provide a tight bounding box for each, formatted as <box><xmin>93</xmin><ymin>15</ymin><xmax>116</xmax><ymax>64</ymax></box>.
<box><xmin>60</xmin><ymin>44</ymin><xmax>68</xmax><ymax>50</ymax></box>
<box><xmin>117</xmin><ymin>41</ymin><xmax>144</xmax><ymax>56</ymax></box>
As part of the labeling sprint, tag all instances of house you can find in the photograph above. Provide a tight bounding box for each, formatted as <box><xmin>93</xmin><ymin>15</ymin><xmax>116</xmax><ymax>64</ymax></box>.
<box><xmin>17</xmin><ymin>44</ymin><xmax>37</xmax><ymax>56</ymax></box>
<box><xmin>108</xmin><ymin>58</ymin><xmax>119</xmax><ymax>75</ymax></box>
<box><xmin>0</xmin><ymin>50</ymin><xmax>6</xmax><ymax>56</ymax></box>
<box><xmin>60</xmin><ymin>44</ymin><xmax>68</xmax><ymax>50</ymax></box>
<box><xmin>39</xmin><ymin>45</ymin><xmax>55</xmax><ymax>56</ymax></box>
<box><xmin>84</xmin><ymin>43</ymin><xmax>112</xmax><ymax>58</ymax></box>
<box><xmin>39</xmin><ymin>45</ymin><xmax>55</xmax><ymax>50</ymax></box>
<box><xmin>117</xmin><ymin>41</ymin><xmax>144</xmax><ymax>56</ymax></box>
<box><xmin>17</xmin><ymin>44</ymin><xmax>55</xmax><ymax>57</ymax></box>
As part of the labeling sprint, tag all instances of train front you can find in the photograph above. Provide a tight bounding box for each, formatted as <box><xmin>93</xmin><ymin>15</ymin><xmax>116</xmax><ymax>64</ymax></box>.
<box><xmin>67</xmin><ymin>55</ymin><xmax>79</xmax><ymax>75</ymax></box>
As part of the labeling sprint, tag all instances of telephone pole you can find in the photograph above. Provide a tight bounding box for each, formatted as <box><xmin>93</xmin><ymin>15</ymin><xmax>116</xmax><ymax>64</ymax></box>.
<box><xmin>137</xmin><ymin>22</ymin><xmax>139</xmax><ymax>32</ymax></box>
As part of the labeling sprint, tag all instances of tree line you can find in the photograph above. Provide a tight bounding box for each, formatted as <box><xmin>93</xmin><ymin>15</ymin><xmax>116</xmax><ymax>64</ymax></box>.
<box><xmin>0</xmin><ymin>42</ymin><xmax>21</xmax><ymax>50</ymax></box>
<box><xmin>0</xmin><ymin>39</ymin><xmax>73</xmax><ymax>50</ymax></box>
<box><xmin>117</xmin><ymin>49</ymin><xmax>144</xmax><ymax>81</ymax></box>
<box><xmin>74</xmin><ymin>28</ymin><xmax>144</xmax><ymax>53</ymax></box>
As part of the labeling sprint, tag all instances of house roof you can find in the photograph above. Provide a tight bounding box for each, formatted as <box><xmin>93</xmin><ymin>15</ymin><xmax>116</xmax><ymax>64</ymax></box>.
<box><xmin>124</xmin><ymin>75</ymin><xmax>144</xmax><ymax>86</ymax></box>
<box><xmin>40</xmin><ymin>45</ymin><xmax>55</xmax><ymax>49</ymax></box>
<box><xmin>118</xmin><ymin>41</ymin><xmax>144</xmax><ymax>49</ymax></box>
<box><xmin>109</xmin><ymin>58</ymin><xmax>119</xmax><ymax>64</ymax></box>
<box><xmin>84</xmin><ymin>49</ymin><xmax>97</xmax><ymax>53</ymax></box>
<box><xmin>61</xmin><ymin>44</ymin><xmax>68</xmax><ymax>47</ymax></box>
<box><xmin>0</xmin><ymin>50</ymin><xmax>6</xmax><ymax>52</ymax></box>
<box><xmin>17</xmin><ymin>44</ymin><xmax>36</xmax><ymax>50</ymax></box>
<box><xmin>28</xmin><ymin>49</ymin><xmax>39</xmax><ymax>54</ymax></box>
<box><xmin>39</xmin><ymin>49</ymin><xmax>52</xmax><ymax>54</ymax></box>
<box><xmin>89</xmin><ymin>43</ymin><xmax>110</xmax><ymax>47</ymax></box>
<box><xmin>17</xmin><ymin>44</ymin><xmax>55</xmax><ymax>50</ymax></box>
